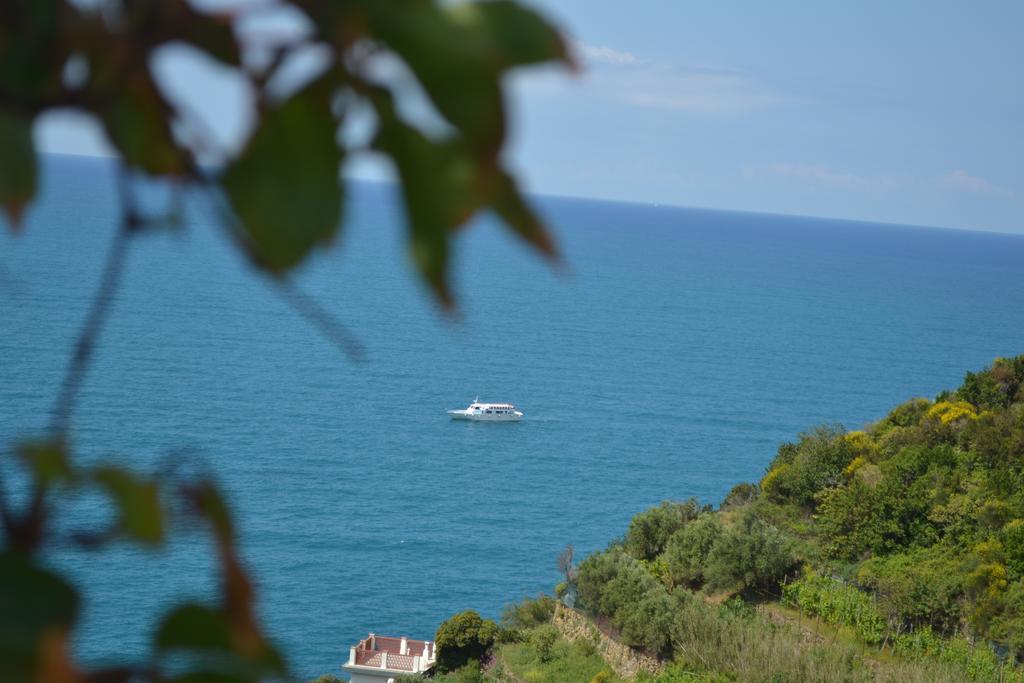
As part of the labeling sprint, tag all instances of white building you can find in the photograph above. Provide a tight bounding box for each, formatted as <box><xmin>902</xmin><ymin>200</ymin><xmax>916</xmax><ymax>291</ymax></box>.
<box><xmin>342</xmin><ymin>633</ymin><xmax>436</xmax><ymax>683</ymax></box>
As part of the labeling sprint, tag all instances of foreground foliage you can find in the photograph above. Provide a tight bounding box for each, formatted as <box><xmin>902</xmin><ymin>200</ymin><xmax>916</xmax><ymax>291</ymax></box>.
<box><xmin>2</xmin><ymin>1</ymin><xmax>570</xmax><ymax>681</ymax></box>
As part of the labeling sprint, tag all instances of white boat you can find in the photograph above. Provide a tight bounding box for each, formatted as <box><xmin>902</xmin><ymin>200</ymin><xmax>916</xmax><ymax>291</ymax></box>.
<box><xmin>447</xmin><ymin>398</ymin><xmax>523</xmax><ymax>422</ymax></box>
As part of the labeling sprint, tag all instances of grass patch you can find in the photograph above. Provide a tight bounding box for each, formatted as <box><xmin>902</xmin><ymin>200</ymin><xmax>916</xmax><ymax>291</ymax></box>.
<box><xmin>490</xmin><ymin>629</ymin><xmax>623</xmax><ymax>683</ymax></box>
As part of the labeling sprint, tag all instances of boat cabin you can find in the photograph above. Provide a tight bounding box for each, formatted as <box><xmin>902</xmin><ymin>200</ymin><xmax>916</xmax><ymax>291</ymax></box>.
<box><xmin>471</xmin><ymin>403</ymin><xmax>516</xmax><ymax>414</ymax></box>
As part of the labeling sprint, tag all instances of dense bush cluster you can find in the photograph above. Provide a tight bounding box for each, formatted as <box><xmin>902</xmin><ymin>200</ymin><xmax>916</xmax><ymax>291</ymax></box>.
<box><xmin>763</xmin><ymin>356</ymin><xmax>1024</xmax><ymax>651</ymax></box>
<box><xmin>576</xmin><ymin>500</ymin><xmax>798</xmax><ymax>658</ymax></box>
<box><xmin>625</xmin><ymin>500</ymin><xmax>708</xmax><ymax>561</ymax></box>
<box><xmin>782</xmin><ymin>571</ymin><xmax>1009</xmax><ymax>677</ymax></box>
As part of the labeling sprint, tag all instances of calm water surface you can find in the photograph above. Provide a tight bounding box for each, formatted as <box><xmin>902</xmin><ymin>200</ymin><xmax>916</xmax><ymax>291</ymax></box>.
<box><xmin>3</xmin><ymin>155</ymin><xmax>1024</xmax><ymax>677</ymax></box>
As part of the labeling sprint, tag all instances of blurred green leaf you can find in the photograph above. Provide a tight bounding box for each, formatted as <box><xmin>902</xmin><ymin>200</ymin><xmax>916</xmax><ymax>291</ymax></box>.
<box><xmin>147</xmin><ymin>1</ymin><xmax>241</xmax><ymax>67</ymax></box>
<box><xmin>0</xmin><ymin>552</ymin><xmax>79</xmax><ymax>683</ymax></box>
<box><xmin>180</xmin><ymin>481</ymin><xmax>262</xmax><ymax>655</ymax></box>
<box><xmin>362</xmin><ymin>2</ymin><xmax>505</xmax><ymax>155</ymax></box>
<box><xmin>223</xmin><ymin>76</ymin><xmax>343</xmax><ymax>272</ymax></box>
<box><xmin>445</xmin><ymin>0</ymin><xmax>573</xmax><ymax>70</ymax></box>
<box><xmin>181</xmin><ymin>12</ymin><xmax>240</xmax><ymax>68</ymax></box>
<box><xmin>156</xmin><ymin>603</ymin><xmax>233</xmax><ymax>653</ymax></box>
<box><xmin>188</xmin><ymin>480</ymin><xmax>235</xmax><ymax>544</ymax></box>
<box><xmin>372</xmin><ymin>88</ymin><xmax>558</xmax><ymax>302</ymax></box>
<box><xmin>156</xmin><ymin>602</ymin><xmax>286</xmax><ymax>676</ymax></box>
<box><xmin>77</xmin><ymin>666</ymin><xmax>133</xmax><ymax>683</ymax></box>
<box><xmin>0</xmin><ymin>111</ymin><xmax>38</xmax><ymax>228</ymax></box>
<box><xmin>360</xmin><ymin>0</ymin><xmax>570</xmax><ymax>156</ymax></box>
<box><xmin>372</xmin><ymin>93</ymin><xmax>486</xmax><ymax>306</ymax></box>
<box><xmin>0</xmin><ymin>2</ymin><xmax>569</xmax><ymax>678</ymax></box>
<box><xmin>0</xmin><ymin>3</ymin><xmax>65</xmax><ymax>103</ymax></box>
<box><xmin>98</xmin><ymin>68</ymin><xmax>188</xmax><ymax>176</ymax></box>
<box><xmin>490</xmin><ymin>170</ymin><xmax>558</xmax><ymax>259</ymax></box>
<box><xmin>15</xmin><ymin>439</ymin><xmax>70</xmax><ymax>487</ymax></box>
<box><xmin>93</xmin><ymin>467</ymin><xmax>163</xmax><ymax>545</ymax></box>
<box><xmin>170</xmin><ymin>673</ymin><xmax>248</xmax><ymax>683</ymax></box>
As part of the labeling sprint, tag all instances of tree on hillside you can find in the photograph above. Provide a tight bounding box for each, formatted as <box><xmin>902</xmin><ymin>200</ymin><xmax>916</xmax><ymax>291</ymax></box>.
<box><xmin>0</xmin><ymin>1</ymin><xmax>572</xmax><ymax>681</ymax></box>
<box><xmin>434</xmin><ymin>610</ymin><xmax>499</xmax><ymax>673</ymax></box>
<box><xmin>625</xmin><ymin>499</ymin><xmax>706</xmax><ymax>561</ymax></box>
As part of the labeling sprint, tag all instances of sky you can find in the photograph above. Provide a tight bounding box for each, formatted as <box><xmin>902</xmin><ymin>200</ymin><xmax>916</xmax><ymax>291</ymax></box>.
<box><xmin>36</xmin><ymin>0</ymin><xmax>1024</xmax><ymax>234</ymax></box>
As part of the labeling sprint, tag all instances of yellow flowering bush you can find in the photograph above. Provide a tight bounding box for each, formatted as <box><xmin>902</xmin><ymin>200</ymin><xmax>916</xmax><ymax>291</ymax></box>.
<box><xmin>760</xmin><ymin>464</ymin><xmax>790</xmax><ymax>500</ymax></box>
<box><xmin>843</xmin><ymin>431</ymin><xmax>878</xmax><ymax>460</ymax></box>
<box><xmin>843</xmin><ymin>456</ymin><xmax>867</xmax><ymax>477</ymax></box>
<box><xmin>925</xmin><ymin>400</ymin><xmax>978</xmax><ymax>425</ymax></box>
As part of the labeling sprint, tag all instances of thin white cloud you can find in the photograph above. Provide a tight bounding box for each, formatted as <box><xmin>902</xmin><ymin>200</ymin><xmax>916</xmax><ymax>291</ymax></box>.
<box><xmin>613</xmin><ymin>64</ymin><xmax>785</xmax><ymax>114</ymax></box>
<box><xmin>574</xmin><ymin>41</ymin><xmax>641</xmax><ymax>66</ymax></box>
<box><xmin>744</xmin><ymin>163</ymin><xmax>1020</xmax><ymax>201</ymax></box>
<box><xmin>745</xmin><ymin>164</ymin><xmax>883</xmax><ymax>191</ymax></box>
<box><xmin>537</xmin><ymin>41</ymin><xmax>787</xmax><ymax>116</ymax></box>
<box><xmin>939</xmin><ymin>170</ymin><xmax>1019</xmax><ymax>200</ymax></box>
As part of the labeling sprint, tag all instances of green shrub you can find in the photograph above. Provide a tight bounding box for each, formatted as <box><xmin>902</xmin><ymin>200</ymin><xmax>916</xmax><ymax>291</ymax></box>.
<box><xmin>618</xmin><ymin>591</ymin><xmax>675</xmax><ymax>656</ymax></box>
<box><xmin>881</xmin><ymin>443</ymin><xmax>957</xmax><ymax>484</ymax></box>
<box><xmin>782</xmin><ymin>571</ymin><xmax>886</xmax><ymax>645</ymax></box>
<box><xmin>435</xmin><ymin>610</ymin><xmax>499</xmax><ymax>673</ymax></box>
<box><xmin>814</xmin><ymin>478</ymin><xmax>902</xmax><ymax>560</ymax></box>
<box><xmin>891</xmin><ymin>628</ymin><xmax>1006</xmax><ymax>681</ymax></box>
<box><xmin>963</xmin><ymin>403</ymin><xmax>1024</xmax><ymax>471</ymax></box>
<box><xmin>856</xmin><ymin>548</ymin><xmax>965</xmax><ymax>633</ymax></box>
<box><xmin>703</xmin><ymin>513</ymin><xmax>797</xmax><ymax>593</ymax></box>
<box><xmin>642</xmin><ymin>555</ymin><xmax>671</xmax><ymax>587</ymax></box>
<box><xmin>626</xmin><ymin>500</ymin><xmax>705</xmax><ymax>561</ymax></box>
<box><xmin>958</xmin><ymin>357</ymin><xmax>1024</xmax><ymax>410</ymax></box>
<box><xmin>601</xmin><ymin>558</ymin><xmax>663</xmax><ymax>621</ymax></box>
<box><xmin>577</xmin><ymin>548</ymin><xmax>661</xmax><ymax>620</ymax></box>
<box><xmin>576</xmin><ymin>547</ymin><xmax>678</xmax><ymax>655</ymax></box>
<box><xmin>875</xmin><ymin>423</ymin><xmax>927</xmax><ymax>460</ymax></box>
<box><xmin>990</xmin><ymin>578</ymin><xmax>1024</xmax><ymax>652</ymax></box>
<box><xmin>1004</xmin><ymin>520</ymin><xmax>1024</xmax><ymax>576</ymax></box>
<box><xmin>720</xmin><ymin>482</ymin><xmax>758</xmax><ymax>510</ymax></box>
<box><xmin>718</xmin><ymin>595</ymin><xmax>755</xmax><ymax>620</ymax></box>
<box><xmin>879</xmin><ymin>398</ymin><xmax>933</xmax><ymax>430</ymax></box>
<box><xmin>502</xmin><ymin>594</ymin><xmax>556</xmax><ymax>631</ymax></box>
<box><xmin>530</xmin><ymin>623</ymin><xmax>559</xmax><ymax>663</ymax></box>
<box><xmin>761</xmin><ymin>426</ymin><xmax>855</xmax><ymax>509</ymax></box>
<box><xmin>664</xmin><ymin>513</ymin><xmax>723</xmax><ymax>589</ymax></box>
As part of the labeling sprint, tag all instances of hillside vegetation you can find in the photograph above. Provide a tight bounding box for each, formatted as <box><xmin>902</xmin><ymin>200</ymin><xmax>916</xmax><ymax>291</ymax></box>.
<box><xmin>568</xmin><ymin>355</ymin><xmax>1024</xmax><ymax>681</ymax></box>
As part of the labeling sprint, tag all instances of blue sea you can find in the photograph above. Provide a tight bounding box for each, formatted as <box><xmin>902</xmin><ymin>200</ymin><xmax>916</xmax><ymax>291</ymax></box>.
<box><xmin>3</xmin><ymin>154</ymin><xmax>1024</xmax><ymax>677</ymax></box>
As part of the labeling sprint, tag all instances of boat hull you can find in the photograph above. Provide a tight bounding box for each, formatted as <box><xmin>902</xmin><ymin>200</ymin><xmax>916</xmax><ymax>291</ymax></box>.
<box><xmin>448</xmin><ymin>410</ymin><xmax>523</xmax><ymax>422</ymax></box>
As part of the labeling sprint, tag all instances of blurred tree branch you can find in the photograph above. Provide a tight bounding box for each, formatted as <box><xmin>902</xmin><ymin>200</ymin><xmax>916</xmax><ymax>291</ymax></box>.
<box><xmin>0</xmin><ymin>0</ymin><xmax>573</xmax><ymax>680</ymax></box>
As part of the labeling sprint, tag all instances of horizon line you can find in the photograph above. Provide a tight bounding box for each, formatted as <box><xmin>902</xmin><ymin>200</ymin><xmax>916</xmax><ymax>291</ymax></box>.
<box><xmin>38</xmin><ymin>151</ymin><xmax>1022</xmax><ymax>240</ymax></box>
